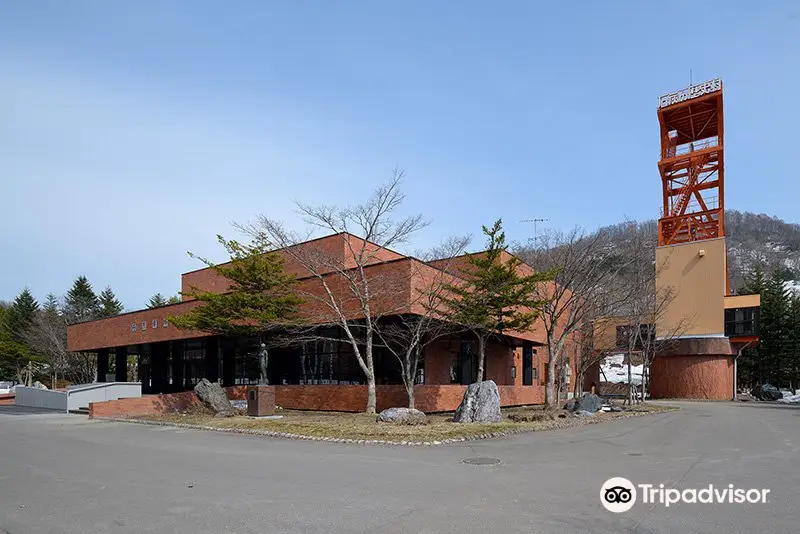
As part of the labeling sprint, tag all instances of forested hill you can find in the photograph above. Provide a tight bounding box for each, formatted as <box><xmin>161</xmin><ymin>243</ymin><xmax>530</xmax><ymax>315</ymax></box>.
<box><xmin>596</xmin><ymin>210</ymin><xmax>800</xmax><ymax>291</ymax></box>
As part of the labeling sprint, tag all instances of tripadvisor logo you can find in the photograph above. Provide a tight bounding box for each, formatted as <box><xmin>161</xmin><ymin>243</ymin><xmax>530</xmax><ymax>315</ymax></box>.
<box><xmin>600</xmin><ymin>478</ymin><xmax>771</xmax><ymax>512</ymax></box>
<box><xmin>600</xmin><ymin>477</ymin><xmax>636</xmax><ymax>513</ymax></box>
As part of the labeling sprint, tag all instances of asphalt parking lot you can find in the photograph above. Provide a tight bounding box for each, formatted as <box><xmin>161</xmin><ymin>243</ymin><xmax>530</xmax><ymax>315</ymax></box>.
<box><xmin>1</xmin><ymin>401</ymin><xmax>798</xmax><ymax>533</ymax></box>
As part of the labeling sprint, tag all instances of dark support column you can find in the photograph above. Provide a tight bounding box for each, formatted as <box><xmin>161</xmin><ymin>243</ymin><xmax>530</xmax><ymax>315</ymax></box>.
<box><xmin>115</xmin><ymin>346</ymin><xmax>128</xmax><ymax>382</ymax></box>
<box><xmin>97</xmin><ymin>349</ymin><xmax>109</xmax><ymax>382</ymax></box>
<box><xmin>222</xmin><ymin>338</ymin><xmax>235</xmax><ymax>387</ymax></box>
<box><xmin>204</xmin><ymin>337</ymin><xmax>219</xmax><ymax>383</ymax></box>
<box><xmin>171</xmin><ymin>340</ymin><xmax>184</xmax><ymax>391</ymax></box>
<box><xmin>151</xmin><ymin>342</ymin><xmax>168</xmax><ymax>394</ymax></box>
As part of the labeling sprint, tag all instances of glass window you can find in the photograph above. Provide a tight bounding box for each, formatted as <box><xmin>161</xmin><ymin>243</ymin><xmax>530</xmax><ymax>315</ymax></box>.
<box><xmin>183</xmin><ymin>340</ymin><xmax>205</xmax><ymax>388</ymax></box>
<box><xmin>522</xmin><ymin>346</ymin><xmax>534</xmax><ymax>386</ymax></box>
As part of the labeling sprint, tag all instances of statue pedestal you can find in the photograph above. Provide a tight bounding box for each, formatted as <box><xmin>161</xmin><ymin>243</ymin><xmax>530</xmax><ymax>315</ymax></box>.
<box><xmin>246</xmin><ymin>385</ymin><xmax>276</xmax><ymax>417</ymax></box>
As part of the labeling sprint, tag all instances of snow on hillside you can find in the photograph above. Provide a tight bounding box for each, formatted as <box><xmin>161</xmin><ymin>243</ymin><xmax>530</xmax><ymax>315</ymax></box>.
<box><xmin>600</xmin><ymin>354</ymin><xmax>643</xmax><ymax>385</ymax></box>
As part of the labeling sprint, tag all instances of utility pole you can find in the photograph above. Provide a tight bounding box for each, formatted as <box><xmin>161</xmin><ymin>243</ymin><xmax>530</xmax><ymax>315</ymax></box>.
<box><xmin>521</xmin><ymin>218</ymin><xmax>550</xmax><ymax>248</ymax></box>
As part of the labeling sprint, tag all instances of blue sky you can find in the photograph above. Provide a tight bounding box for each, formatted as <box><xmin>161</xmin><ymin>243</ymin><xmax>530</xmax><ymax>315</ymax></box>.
<box><xmin>2</xmin><ymin>1</ymin><xmax>798</xmax><ymax>310</ymax></box>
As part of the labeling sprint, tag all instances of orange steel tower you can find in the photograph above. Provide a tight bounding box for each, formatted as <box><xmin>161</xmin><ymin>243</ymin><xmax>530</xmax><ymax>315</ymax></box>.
<box><xmin>657</xmin><ymin>79</ymin><xmax>724</xmax><ymax>246</ymax></box>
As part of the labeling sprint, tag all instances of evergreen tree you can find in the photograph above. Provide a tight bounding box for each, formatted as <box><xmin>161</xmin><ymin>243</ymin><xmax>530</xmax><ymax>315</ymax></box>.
<box><xmin>63</xmin><ymin>276</ymin><xmax>99</xmax><ymax>324</ymax></box>
<box><xmin>761</xmin><ymin>270</ymin><xmax>791</xmax><ymax>386</ymax></box>
<box><xmin>738</xmin><ymin>264</ymin><xmax>796</xmax><ymax>388</ymax></box>
<box><xmin>98</xmin><ymin>287</ymin><xmax>124</xmax><ymax>317</ymax></box>
<box><xmin>42</xmin><ymin>294</ymin><xmax>60</xmax><ymax>316</ymax></box>
<box><xmin>147</xmin><ymin>293</ymin><xmax>168</xmax><ymax>308</ymax></box>
<box><xmin>7</xmin><ymin>288</ymin><xmax>39</xmax><ymax>342</ymax></box>
<box><xmin>170</xmin><ymin>234</ymin><xmax>303</xmax><ymax>341</ymax></box>
<box><xmin>167</xmin><ymin>295</ymin><xmax>181</xmax><ymax>305</ymax></box>
<box><xmin>787</xmin><ymin>293</ymin><xmax>800</xmax><ymax>390</ymax></box>
<box><xmin>438</xmin><ymin>219</ymin><xmax>552</xmax><ymax>381</ymax></box>
<box><xmin>0</xmin><ymin>300</ymin><xmax>40</xmax><ymax>383</ymax></box>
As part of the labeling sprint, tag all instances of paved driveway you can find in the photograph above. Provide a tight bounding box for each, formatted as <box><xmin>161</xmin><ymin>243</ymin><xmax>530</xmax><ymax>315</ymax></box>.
<box><xmin>0</xmin><ymin>401</ymin><xmax>798</xmax><ymax>533</ymax></box>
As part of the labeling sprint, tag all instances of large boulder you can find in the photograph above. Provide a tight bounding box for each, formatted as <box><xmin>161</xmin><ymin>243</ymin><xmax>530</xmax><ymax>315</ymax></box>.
<box><xmin>376</xmin><ymin>407</ymin><xmax>427</xmax><ymax>425</ymax></box>
<box><xmin>752</xmin><ymin>384</ymin><xmax>783</xmax><ymax>401</ymax></box>
<box><xmin>453</xmin><ymin>380</ymin><xmax>501</xmax><ymax>423</ymax></box>
<box><xmin>194</xmin><ymin>378</ymin><xmax>233</xmax><ymax>415</ymax></box>
<box><xmin>572</xmin><ymin>393</ymin><xmax>604</xmax><ymax>413</ymax></box>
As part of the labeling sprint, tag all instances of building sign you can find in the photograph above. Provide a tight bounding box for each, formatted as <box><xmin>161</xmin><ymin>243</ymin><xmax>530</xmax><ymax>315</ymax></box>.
<box><xmin>658</xmin><ymin>78</ymin><xmax>721</xmax><ymax>109</ymax></box>
<box><xmin>129</xmin><ymin>318</ymin><xmax>168</xmax><ymax>333</ymax></box>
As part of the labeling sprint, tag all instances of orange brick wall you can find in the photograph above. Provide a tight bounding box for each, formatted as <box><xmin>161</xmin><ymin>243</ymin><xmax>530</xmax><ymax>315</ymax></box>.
<box><xmin>649</xmin><ymin>354</ymin><xmax>734</xmax><ymax>400</ymax></box>
<box><xmin>89</xmin><ymin>383</ymin><xmax>545</xmax><ymax>417</ymax></box>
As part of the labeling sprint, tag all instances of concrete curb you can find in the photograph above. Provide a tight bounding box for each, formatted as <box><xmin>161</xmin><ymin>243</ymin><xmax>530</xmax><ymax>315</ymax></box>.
<box><xmin>97</xmin><ymin>407</ymin><xmax>677</xmax><ymax>447</ymax></box>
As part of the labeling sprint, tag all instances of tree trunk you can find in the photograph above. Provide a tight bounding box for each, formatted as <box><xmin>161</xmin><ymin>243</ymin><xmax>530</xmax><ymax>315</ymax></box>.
<box><xmin>628</xmin><ymin>360</ymin><xmax>633</xmax><ymax>406</ymax></box>
<box><xmin>477</xmin><ymin>333</ymin><xmax>486</xmax><ymax>382</ymax></box>
<box><xmin>545</xmin><ymin>350</ymin><xmax>557</xmax><ymax>409</ymax></box>
<box><xmin>641</xmin><ymin>364</ymin><xmax>648</xmax><ymax>402</ymax></box>
<box><xmin>366</xmin><ymin>374</ymin><xmax>377</xmax><ymax>414</ymax></box>
<box><xmin>406</xmin><ymin>381</ymin><xmax>415</xmax><ymax>410</ymax></box>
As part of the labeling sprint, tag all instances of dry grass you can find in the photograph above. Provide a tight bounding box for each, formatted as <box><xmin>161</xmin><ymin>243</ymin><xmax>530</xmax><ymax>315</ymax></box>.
<box><xmin>131</xmin><ymin>402</ymin><xmax>677</xmax><ymax>443</ymax></box>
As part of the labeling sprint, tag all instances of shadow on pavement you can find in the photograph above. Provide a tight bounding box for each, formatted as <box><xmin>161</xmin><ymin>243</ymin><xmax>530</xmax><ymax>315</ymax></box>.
<box><xmin>0</xmin><ymin>405</ymin><xmax>70</xmax><ymax>416</ymax></box>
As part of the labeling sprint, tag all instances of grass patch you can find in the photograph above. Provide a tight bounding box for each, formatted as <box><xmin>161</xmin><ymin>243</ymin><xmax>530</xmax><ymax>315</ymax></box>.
<box><xmin>129</xmin><ymin>402</ymin><xmax>677</xmax><ymax>443</ymax></box>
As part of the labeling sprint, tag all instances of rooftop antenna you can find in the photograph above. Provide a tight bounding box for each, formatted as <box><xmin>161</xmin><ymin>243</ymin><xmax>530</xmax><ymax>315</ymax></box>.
<box><xmin>521</xmin><ymin>218</ymin><xmax>550</xmax><ymax>248</ymax></box>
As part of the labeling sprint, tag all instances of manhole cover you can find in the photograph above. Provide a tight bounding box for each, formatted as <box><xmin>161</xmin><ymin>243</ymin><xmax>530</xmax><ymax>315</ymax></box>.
<box><xmin>462</xmin><ymin>457</ymin><xmax>501</xmax><ymax>466</ymax></box>
<box><xmin>627</xmin><ymin>452</ymin><xmax>643</xmax><ymax>456</ymax></box>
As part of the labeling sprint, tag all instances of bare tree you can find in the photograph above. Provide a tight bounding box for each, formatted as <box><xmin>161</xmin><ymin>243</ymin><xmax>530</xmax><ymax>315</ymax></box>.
<box><xmin>239</xmin><ymin>171</ymin><xmax>427</xmax><ymax>413</ymax></box>
<box><xmin>519</xmin><ymin>228</ymin><xmax>636</xmax><ymax>408</ymax></box>
<box><xmin>23</xmin><ymin>306</ymin><xmax>69</xmax><ymax>387</ymax></box>
<box><xmin>613</xmin><ymin>223</ymin><xmax>690</xmax><ymax>404</ymax></box>
<box><xmin>374</xmin><ymin>236</ymin><xmax>470</xmax><ymax>409</ymax></box>
<box><xmin>569</xmin><ymin>304</ymin><xmax>607</xmax><ymax>397</ymax></box>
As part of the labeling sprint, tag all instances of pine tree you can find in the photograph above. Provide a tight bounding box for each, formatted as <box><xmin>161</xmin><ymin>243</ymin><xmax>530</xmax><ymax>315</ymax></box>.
<box><xmin>438</xmin><ymin>219</ymin><xmax>552</xmax><ymax>382</ymax></box>
<box><xmin>170</xmin><ymin>234</ymin><xmax>303</xmax><ymax>341</ymax></box>
<box><xmin>63</xmin><ymin>276</ymin><xmax>99</xmax><ymax>324</ymax></box>
<box><xmin>7</xmin><ymin>288</ymin><xmax>39</xmax><ymax>342</ymax></box>
<box><xmin>147</xmin><ymin>293</ymin><xmax>168</xmax><ymax>308</ymax></box>
<box><xmin>167</xmin><ymin>295</ymin><xmax>181</xmax><ymax>305</ymax></box>
<box><xmin>787</xmin><ymin>293</ymin><xmax>800</xmax><ymax>391</ymax></box>
<box><xmin>761</xmin><ymin>270</ymin><xmax>791</xmax><ymax>386</ymax></box>
<box><xmin>42</xmin><ymin>294</ymin><xmax>60</xmax><ymax>316</ymax></box>
<box><xmin>98</xmin><ymin>287</ymin><xmax>124</xmax><ymax>317</ymax></box>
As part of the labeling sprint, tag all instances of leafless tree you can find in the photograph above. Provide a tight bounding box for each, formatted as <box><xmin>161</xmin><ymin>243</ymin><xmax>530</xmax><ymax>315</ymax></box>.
<box><xmin>569</xmin><ymin>305</ymin><xmax>607</xmax><ymax>398</ymax></box>
<box><xmin>374</xmin><ymin>236</ymin><xmax>470</xmax><ymax>409</ymax></box>
<box><xmin>238</xmin><ymin>171</ymin><xmax>427</xmax><ymax>413</ymax></box>
<box><xmin>519</xmin><ymin>227</ymin><xmax>637</xmax><ymax>408</ymax></box>
<box><xmin>613</xmin><ymin>222</ymin><xmax>690</xmax><ymax>404</ymax></box>
<box><xmin>23</xmin><ymin>307</ymin><xmax>69</xmax><ymax>387</ymax></box>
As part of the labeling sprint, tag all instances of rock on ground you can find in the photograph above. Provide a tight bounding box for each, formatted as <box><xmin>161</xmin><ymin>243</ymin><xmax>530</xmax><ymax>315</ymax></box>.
<box><xmin>453</xmin><ymin>380</ymin><xmax>501</xmax><ymax>423</ymax></box>
<box><xmin>194</xmin><ymin>378</ymin><xmax>233</xmax><ymax>414</ymax></box>
<box><xmin>563</xmin><ymin>398</ymin><xmax>577</xmax><ymax>411</ymax></box>
<box><xmin>376</xmin><ymin>407</ymin><xmax>427</xmax><ymax>425</ymax></box>
<box><xmin>572</xmin><ymin>393</ymin><xmax>604</xmax><ymax>413</ymax></box>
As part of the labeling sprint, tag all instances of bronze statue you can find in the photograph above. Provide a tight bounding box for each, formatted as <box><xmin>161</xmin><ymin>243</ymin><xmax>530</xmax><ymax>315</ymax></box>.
<box><xmin>258</xmin><ymin>343</ymin><xmax>269</xmax><ymax>385</ymax></box>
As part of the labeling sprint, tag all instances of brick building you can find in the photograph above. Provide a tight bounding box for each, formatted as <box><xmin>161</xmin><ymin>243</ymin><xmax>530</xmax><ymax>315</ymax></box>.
<box><xmin>67</xmin><ymin>233</ymin><xmax>574</xmax><ymax>413</ymax></box>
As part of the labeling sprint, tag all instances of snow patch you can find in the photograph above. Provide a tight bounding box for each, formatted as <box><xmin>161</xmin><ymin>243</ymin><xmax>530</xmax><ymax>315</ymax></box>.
<box><xmin>600</xmin><ymin>354</ymin><xmax>643</xmax><ymax>385</ymax></box>
<box><xmin>776</xmin><ymin>394</ymin><xmax>800</xmax><ymax>404</ymax></box>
